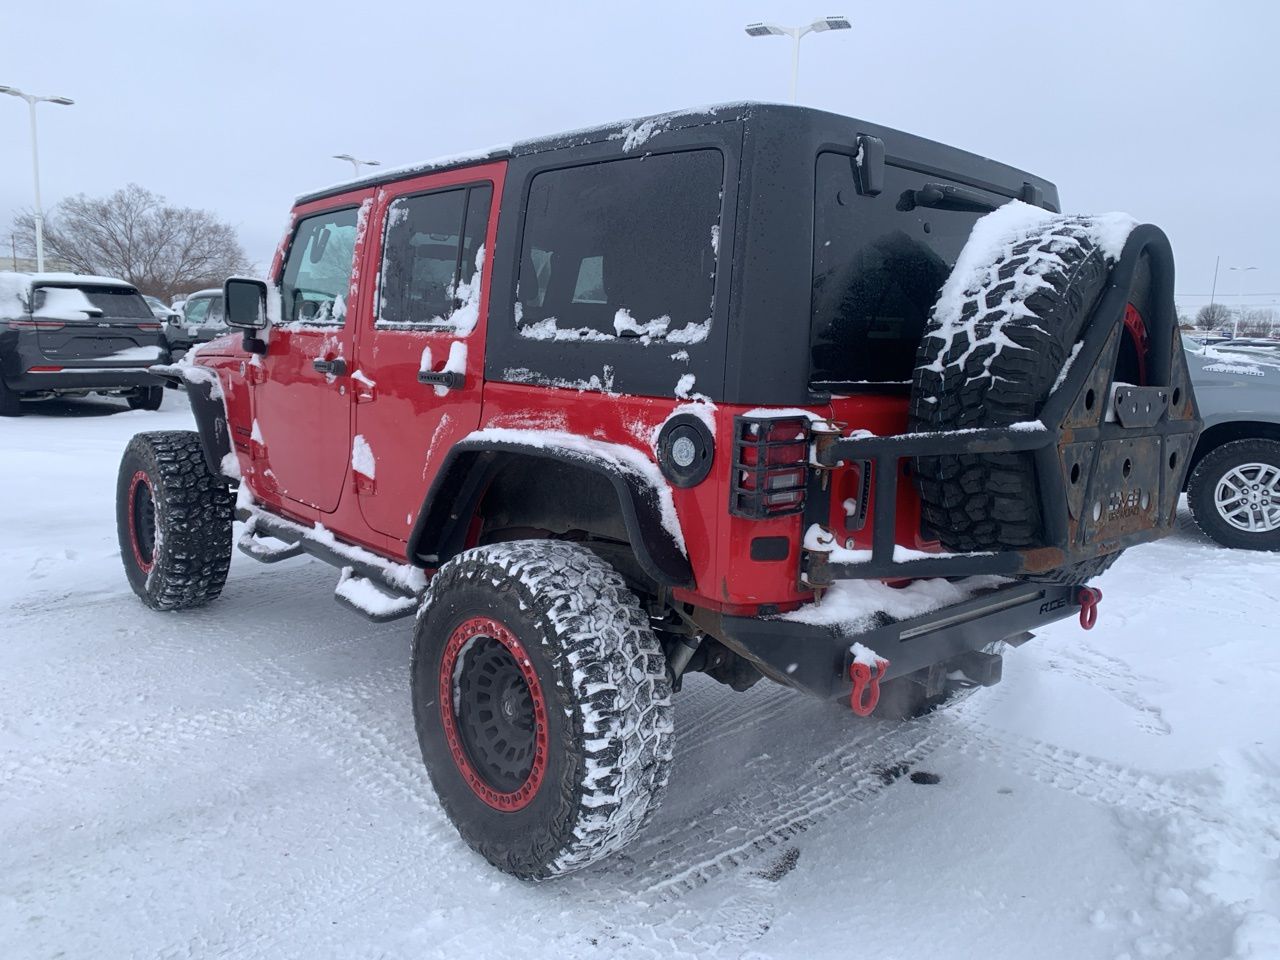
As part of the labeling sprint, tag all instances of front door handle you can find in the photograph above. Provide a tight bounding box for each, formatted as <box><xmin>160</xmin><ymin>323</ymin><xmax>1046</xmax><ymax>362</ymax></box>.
<box><xmin>313</xmin><ymin>357</ymin><xmax>347</xmax><ymax>376</ymax></box>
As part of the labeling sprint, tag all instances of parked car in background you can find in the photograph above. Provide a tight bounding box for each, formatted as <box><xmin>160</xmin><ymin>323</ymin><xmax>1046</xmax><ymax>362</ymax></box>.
<box><xmin>143</xmin><ymin>295</ymin><xmax>181</xmax><ymax>324</ymax></box>
<box><xmin>1184</xmin><ymin>340</ymin><xmax>1280</xmax><ymax>550</ymax></box>
<box><xmin>165</xmin><ymin>288</ymin><xmax>227</xmax><ymax>352</ymax></box>
<box><xmin>0</xmin><ymin>272</ymin><xmax>169</xmax><ymax>416</ymax></box>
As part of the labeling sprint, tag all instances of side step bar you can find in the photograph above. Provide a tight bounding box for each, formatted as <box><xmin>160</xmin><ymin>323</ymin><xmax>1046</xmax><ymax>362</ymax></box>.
<box><xmin>235</xmin><ymin>507</ymin><xmax>424</xmax><ymax>623</ymax></box>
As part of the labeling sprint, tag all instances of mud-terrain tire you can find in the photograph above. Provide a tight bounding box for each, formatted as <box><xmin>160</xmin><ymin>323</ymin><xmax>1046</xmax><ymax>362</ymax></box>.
<box><xmin>116</xmin><ymin>431</ymin><xmax>234</xmax><ymax>610</ymax></box>
<box><xmin>412</xmin><ymin>540</ymin><xmax>674</xmax><ymax>880</ymax></box>
<box><xmin>127</xmin><ymin>386</ymin><xmax>164</xmax><ymax>411</ymax></box>
<box><xmin>1187</xmin><ymin>438</ymin><xmax>1280</xmax><ymax>551</ymax></box>
<box><xmin>909</xmin><ymin>215</ymin><xmax>1120</xmax><ymax>583</ymax></box>
<box><xmin>0</xmin><ymin>376</ymin><xmax>22</xmax><ymax>417</ymax></box>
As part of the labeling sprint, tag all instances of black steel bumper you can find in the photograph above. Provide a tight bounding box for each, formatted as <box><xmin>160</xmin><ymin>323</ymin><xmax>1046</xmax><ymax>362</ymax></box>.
<box><xmin>719</xmin><ymin>579</ymin><xmax>1084</xmax><ymax>699</ymax></box>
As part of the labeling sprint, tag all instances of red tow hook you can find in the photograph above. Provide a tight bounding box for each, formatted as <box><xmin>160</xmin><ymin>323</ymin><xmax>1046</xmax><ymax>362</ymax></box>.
<box><xmin>849</xmin><ymin>650</ymin><xmax>890</xmax><ymax>717</ymax></box>
<box><xmin>1077</xmin><ymin>587</ymin><xmax>1103</xmax><ymax>630</ymax></box>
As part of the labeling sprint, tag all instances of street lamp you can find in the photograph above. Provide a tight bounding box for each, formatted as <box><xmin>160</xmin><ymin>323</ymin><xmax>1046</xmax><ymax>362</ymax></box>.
<box><xmin>0</xmin><ymin>85</ymin><xmax>74</xmax><ymax>273</ymax></box>
<box><xmin>333</xmin><ymin>154</ymin><xmax>381</xmax><ymax>176</ymax></box>
<box><xmin>1228</xmin><ymin>265</ymin><xmax>1258</xmax><ymax>338</ymax></box>
<box><xmin>744</xmin><ymin>16</ymin><xmax>851</xmax><ymax>103</ymax></box>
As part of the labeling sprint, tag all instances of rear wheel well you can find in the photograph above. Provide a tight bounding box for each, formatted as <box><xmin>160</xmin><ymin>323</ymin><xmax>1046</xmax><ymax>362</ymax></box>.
<box><xmin>475</xmin><ymin>456</ymin><xmax>653</xmax><ymax>596</ymax></box>
<box><xmin>1188</xmin><ymin>421</ymin><xmax>1280</xmax><ymax>487</ymax></box>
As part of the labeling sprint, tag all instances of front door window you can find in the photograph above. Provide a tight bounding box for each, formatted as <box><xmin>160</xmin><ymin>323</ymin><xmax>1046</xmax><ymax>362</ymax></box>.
<box><xmin>281</xmin><ymin>208</ymin><xmax>360</xmax><ymax>325</ymax></box>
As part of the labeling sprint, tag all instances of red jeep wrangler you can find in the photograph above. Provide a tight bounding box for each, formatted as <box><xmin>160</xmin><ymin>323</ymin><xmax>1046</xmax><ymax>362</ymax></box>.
<box><xmin>117</xmin><ymin>104</ymin><xmax>1200</xmax><ymax>879</ymax></box>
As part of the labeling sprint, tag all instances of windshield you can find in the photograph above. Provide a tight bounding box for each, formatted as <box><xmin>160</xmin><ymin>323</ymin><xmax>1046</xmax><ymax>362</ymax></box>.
<box><xmin>31</xmin><ymin>284</ymin><xmax>153</xmax><ymax>320</ymax></box>
<box><xmin>810</xmin><ymin>153</ymin><xmax>1006</xmax><ymax>387</ymax></box>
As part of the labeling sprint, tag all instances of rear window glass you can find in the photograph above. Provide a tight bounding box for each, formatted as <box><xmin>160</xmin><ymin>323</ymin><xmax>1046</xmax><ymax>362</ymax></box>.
<box><xmin>810</xmin><ymin>152</ymin><xmax>1000</xmax><ymax>386</ymax></box>
<box><xmin>515</xmin><ymin>149</ymin><xmax>722</xmax><ymax>345</ymax></box>
<box><xmin>31</xmin><ymin>285</ymin><xmax>152</xmax><ymax>320</ymax></box>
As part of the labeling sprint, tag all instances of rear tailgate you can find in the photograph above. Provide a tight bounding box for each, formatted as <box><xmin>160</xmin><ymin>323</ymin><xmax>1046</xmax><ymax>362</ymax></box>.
<box><xmin>31</xmin><ymin>285</ymin><xmax>167</xmax><ymax>365</ymax></box>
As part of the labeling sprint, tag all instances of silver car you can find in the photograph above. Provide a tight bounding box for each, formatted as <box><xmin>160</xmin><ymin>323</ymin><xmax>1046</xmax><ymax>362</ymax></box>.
<box><xmin>1184</xmin><ymin>340</ymin><xmax>1280</xmax><ymax>549</ymax></box>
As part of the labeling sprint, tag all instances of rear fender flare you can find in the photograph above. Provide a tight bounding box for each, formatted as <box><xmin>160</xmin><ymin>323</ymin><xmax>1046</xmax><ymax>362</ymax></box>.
<box><xmin>407</xmin><ymin>433</ymin><xmax>693</xmax><ymax>588</ymax></box>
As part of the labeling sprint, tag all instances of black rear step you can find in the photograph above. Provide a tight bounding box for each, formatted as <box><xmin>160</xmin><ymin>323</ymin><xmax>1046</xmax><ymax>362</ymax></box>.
<box><xmin>806</xmin><ymin>225</ymin><xmax>1201</xmax><ymax>583</ymax></box>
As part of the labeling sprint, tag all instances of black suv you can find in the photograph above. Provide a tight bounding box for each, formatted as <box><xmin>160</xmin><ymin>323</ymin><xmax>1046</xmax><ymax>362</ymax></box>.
<box><xmin>0</xmin><ymin>272</ymin><xmax>169</xmax><ymax>415</ymax></box>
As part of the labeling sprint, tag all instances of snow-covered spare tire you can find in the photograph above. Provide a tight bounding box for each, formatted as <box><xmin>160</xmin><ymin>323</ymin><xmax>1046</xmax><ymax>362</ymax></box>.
<box><xmin>908</xmin><ymin>202</ymin><xmax>1136</xmax><ymax>578</ymax></box>
<box><xmin>411</xmin><ymin>540</ymin><xmax>674</xmax><ymax>879</ymax></box>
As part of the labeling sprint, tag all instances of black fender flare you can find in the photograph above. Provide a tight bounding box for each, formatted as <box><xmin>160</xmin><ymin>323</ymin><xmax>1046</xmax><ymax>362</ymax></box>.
<box><xmin>406</xmin><ymin>434</ymin><xmax>694</xmax><ymax>588</ymax></box>
<box><xmin>151</xmin><ymin>362</ymin><xmax>231</xmax><ymax>476</ymax></box>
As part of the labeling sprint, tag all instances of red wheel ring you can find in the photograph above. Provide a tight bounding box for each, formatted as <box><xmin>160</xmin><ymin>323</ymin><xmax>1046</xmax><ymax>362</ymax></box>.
<box><xmin>438</xmin><ymin>616</ymin><xmax>549</xmax><ymax>811</ymax></box>
<box><xmin>127</xmin><ymin>470</ymin><xmax>156</xmax><ymax>574</ymax></box>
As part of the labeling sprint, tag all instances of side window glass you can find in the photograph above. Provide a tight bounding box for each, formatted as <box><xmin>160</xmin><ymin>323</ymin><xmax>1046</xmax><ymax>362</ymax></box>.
<box><xmin>207</xmin><ymin>297</ymin><xmax>225</xmax><ymax>325</ymax></box>
<box><xmin>281</xmin><ymin>207</ymin><xmax>360</xmax><ymax>326</ymax></box>
<box><xmin>377</xmin><ymin>183</ymin><xmax>492</xmax><ymax>331</ymax></box>
<box><xmin>515</xmin><ymin>150</ymin><xmax>722</xmax><ymax>344</ymax></box>
<box><xmin>185</xmin><ymin>298</ymin><xmax>210</xmax><ymax>324</ymax></box>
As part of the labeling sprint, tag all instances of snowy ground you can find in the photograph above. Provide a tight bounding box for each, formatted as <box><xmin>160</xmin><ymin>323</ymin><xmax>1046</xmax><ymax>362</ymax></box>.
<box><xmin>2</xmin><ymin>396</ymin><xmax>1278</xmax><ymax>960</ymax></box>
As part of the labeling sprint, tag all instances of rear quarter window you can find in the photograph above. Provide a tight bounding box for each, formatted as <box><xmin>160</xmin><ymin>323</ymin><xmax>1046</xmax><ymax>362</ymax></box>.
<box><xmin>514</xmin><ymin>150</ymin><xmax>722</xmax><ymax>348</ymax></box>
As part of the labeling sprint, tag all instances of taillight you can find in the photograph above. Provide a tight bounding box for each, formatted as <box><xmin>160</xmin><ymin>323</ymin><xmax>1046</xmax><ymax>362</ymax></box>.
<box><xmin>137</xmin><ymin>322</ymin><xmax>163</xmax><ymax>331</ymax></box>
<box><xmin>731</xmin><ymin>415</ymin><xmax>811</xmax><ymax>518</ymax></box>
<box><xmin>8</xmin><ymin>320</ymin><xmax>65</xmax><ymax>331</ymax></box>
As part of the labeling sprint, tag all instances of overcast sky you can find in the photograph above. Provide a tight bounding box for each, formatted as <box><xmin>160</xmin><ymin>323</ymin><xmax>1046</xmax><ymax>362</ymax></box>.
<box><xmin>2</xmin><ymin>0</ymin><xmax>1276</xmax><ymax>313</ymax></box>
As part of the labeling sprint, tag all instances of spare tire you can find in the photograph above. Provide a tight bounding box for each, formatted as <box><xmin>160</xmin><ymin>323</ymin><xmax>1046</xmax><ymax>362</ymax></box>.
<box><xmin>908</xmin><ymin>210</ymin><xmax>1124</xmax><ymax>581</ymax></box>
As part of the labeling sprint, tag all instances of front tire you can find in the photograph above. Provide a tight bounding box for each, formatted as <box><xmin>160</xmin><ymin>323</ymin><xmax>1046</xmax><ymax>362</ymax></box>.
<box><xmin>1188</xmin><ymin>438</ymin><xmax>1280</xmax><ymax>551</ymax></box>
<box><xmin>116</xmin><ymin>431</ymin><xmax>234</xmax><ymax>609</ymax></box>
<box><xmin>412</xmin><ymin>540</ymin><xmax>674</xmax><ymax>879</ymax></box>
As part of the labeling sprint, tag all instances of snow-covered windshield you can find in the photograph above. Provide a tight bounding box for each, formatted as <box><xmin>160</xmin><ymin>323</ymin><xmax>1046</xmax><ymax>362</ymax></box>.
<box><xmin>31</xmin><ymin>284</ymin><xmax>152</xmax><ymax>320</ymax></box>
<box><xmin>810</xmin><ymin>153</ymin><xmax>1008</xmax><ymax>387</ymax></box>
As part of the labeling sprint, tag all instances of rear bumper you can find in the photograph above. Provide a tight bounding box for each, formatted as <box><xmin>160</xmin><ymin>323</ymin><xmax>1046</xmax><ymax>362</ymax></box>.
<box><xmin>6</xmin><ymin>366</ymin><xmax>163</xmax><ymax>393</ymax></box>
<box><xmin>716</xmin><ymin>580</ymin><xmax>1082</xmax><ymax>699</ymax></box>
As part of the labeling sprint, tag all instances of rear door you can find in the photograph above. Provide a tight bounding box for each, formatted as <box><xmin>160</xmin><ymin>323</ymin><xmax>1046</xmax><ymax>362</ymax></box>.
<box><xmin>351</xmin><ymin>163</ymin><xmax>503</xmax><ymax>541</ymax></box>
<box><xmin>30</xmin><ymin>284</ymin><xmax>165</xmax><ymax>365</ymax></box>
<box><xmin>252</xmin><ymin>194</ymin><xmax>373</xmax><ymax>512</ymax></box>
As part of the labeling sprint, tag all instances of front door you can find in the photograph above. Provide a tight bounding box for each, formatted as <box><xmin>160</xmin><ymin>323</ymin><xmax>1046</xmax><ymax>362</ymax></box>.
<box><xmin>351</xmin><ymin>164</ymin><xmax>504</xmax><ymax>542</ymax></box>
<box><xmin>253</xmin><ymin>194</ymin><xmax>372</xmax><ymax>513</ymax></box>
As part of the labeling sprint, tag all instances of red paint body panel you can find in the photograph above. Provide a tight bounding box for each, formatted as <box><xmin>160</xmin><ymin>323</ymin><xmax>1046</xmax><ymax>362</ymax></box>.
<box><xmin>352</xmin><ymin>163</ymin><xmax>506</xmax><ymax>544</ymax></box>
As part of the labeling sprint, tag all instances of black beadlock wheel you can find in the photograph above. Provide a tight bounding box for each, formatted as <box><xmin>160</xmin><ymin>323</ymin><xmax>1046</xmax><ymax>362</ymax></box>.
<box><xmin>909</xmin><ymin>213</ymin><xmax>1128</xmax><ymax>584</ymax></box>
<box><xmin>412</xmin><ymin>540</ymin><xmax>674</xmax><ymax>880</ymax></box>
<box><xmin>116</xmin><ymin>430</ymin><xmax>234</xmax><ymax>610</ymax></box>
<box><xmin>1187</xmin><ymin>438</ymin><xmax>1280</xmax><ymax>551</ymax></box>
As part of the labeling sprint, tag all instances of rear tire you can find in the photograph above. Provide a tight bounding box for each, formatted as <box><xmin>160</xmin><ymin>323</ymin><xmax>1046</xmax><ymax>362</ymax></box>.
<box><xmin>116</xmin><ymin>431</ymin><xmax>234</xmax><ymax>610</ymax></box>
<box><xmin>1187</xmin><ymin>438</ymin><xmax>1280</xmax><ymax>551</ymax></box>
<box><xmin>127</xmin><ymin>386</ymin><xmax>164</xmax><ymax>411</ymax></box>
<box><xmin>0</xmin><ymin>376</ymin><xmax>22</xmax><ymax>417</ymax></box>
<box><xmin>411</xmin><ymin>540</ymin><xmax>674</xmax><ymax>879</ymax></box>
<box><xmin>908</xmin><ymin>214</ymin><xmax>1123</xmax><ymax>583</ymax></box>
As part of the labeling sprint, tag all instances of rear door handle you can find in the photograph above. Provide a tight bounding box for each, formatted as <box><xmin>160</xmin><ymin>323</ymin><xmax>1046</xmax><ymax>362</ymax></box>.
<box><xmin>312</xmin><ymin>357</ymin><xmax>347</xmax><ymax>376</ymax></box>
<box><xmin>417</xmin><ymin>369</ymin><xmax>465</xmax><ymax>391</ymax></box>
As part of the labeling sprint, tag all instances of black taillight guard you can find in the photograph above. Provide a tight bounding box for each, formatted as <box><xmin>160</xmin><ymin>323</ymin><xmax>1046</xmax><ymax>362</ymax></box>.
<box><xmin>730</xmin><ymin>415</ymin><xmax>812</xmax><ymax>518</ymax></box>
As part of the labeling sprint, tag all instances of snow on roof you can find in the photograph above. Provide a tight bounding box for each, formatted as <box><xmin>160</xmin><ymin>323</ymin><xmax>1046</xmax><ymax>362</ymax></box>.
<box><xmin>1</xmin><ymin>271</ymin><xmax>135</xmax><ymax>288</ymax></box>
<box><xmin>295</xmin><ymin>102</ymin><xmax>771</xmax><ymax>204</ymax></box>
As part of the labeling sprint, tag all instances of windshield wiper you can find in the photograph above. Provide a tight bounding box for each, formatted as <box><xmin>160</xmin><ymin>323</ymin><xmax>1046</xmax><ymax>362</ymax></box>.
<box><xmin>896</xmin><ymin>182</ymin><xmax>1001</xmax><ymax>214</ymax></box>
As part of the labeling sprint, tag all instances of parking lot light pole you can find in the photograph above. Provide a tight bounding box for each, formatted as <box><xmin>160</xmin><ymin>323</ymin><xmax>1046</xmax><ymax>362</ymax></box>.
<box><xmin>0</xmin><ymin>85</ymin><xmax>74</xmax><ymax>273</ymax></box>
<box><xmin>744</xmin><ymin>17</ymin><xmax>852</xmax><ymax>103</ymax></box>
<box><xmin>1228</xmin><ymin>266</ymin><xmax>1258</xmax><ymax>338</ymax></box>
<box><xmin>333</xmin><ymin>154</ymin><xmax>381</xmax><ymax>177</ymax></box>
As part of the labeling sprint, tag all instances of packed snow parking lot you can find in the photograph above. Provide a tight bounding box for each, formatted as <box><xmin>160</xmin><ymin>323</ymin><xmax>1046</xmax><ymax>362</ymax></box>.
<box><xmin>0</xmin><ymin>399</ymin><xmax>1276</xmax><ymax>958</ymax></box>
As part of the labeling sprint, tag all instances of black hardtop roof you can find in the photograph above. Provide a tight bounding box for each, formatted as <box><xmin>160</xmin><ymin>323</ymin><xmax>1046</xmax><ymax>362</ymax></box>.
<box><xmin>294</xmin><ymin>102</ymin><xmax>1057</xmax><ymax>208</ymax></box>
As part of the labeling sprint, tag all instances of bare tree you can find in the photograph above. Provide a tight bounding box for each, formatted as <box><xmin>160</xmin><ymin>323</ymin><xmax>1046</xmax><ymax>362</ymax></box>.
<box><xmin>11</xmin><ymin>184</ymin><xmax>251</xmax><ymax>301</ymax></box>
<box><xmin>1235</xmin><ymin>308</ymin><xmax>1278</xmax><ymax>338</ymax></box>
<box><xmin>1194</xmin><ymin>302</ymin><xmax>1233</xmax><ymax>331</ymax></box>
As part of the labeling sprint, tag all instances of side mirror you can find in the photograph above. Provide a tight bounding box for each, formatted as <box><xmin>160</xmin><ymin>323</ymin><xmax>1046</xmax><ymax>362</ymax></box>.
<box><xmin>224</xmin><ymin>277</ymin><xmax>268</xmax><ymax>330</ymax></box>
